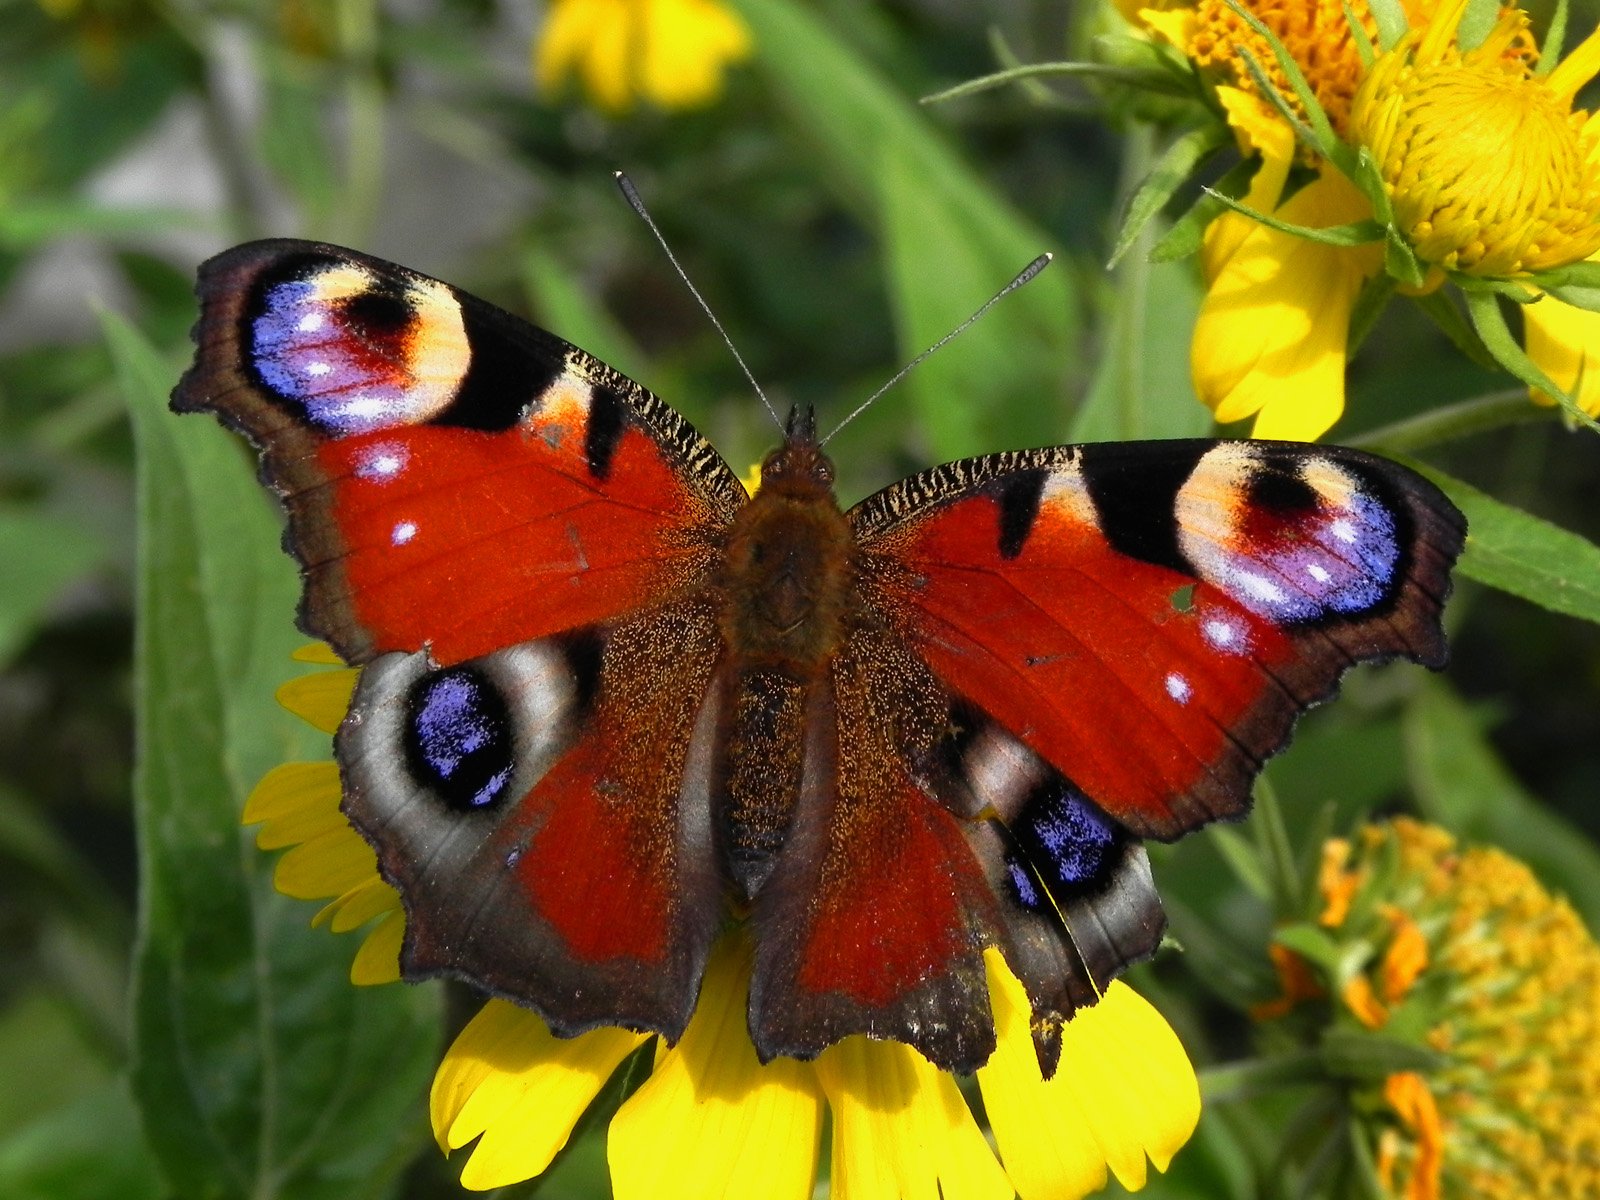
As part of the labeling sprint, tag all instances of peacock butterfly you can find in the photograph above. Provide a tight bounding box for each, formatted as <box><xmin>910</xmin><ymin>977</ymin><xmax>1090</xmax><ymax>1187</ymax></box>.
<box><xmin>171</xmin><ymin>239</ymin><xmax>1465</xmax><ymax>1077</ymax></box>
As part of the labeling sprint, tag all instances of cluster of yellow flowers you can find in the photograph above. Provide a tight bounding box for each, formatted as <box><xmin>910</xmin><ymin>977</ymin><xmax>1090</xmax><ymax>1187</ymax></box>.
<box><xmin>1260</xmin><ymin>819</ymin><xmax>1600</xmax><ymax>1200</ymax></box>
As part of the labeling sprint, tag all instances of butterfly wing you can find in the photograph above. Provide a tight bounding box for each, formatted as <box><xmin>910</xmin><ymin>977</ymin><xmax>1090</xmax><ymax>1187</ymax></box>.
<box><xmin>173</xmin><ymin>239</ymin><xmax>746</xmax><ymax>665</ymax></box>
<box><xmin>749</xmin><ymin>438</ymin><xmax>1460</xmax><ymax>1074</ymax></box>
<box><xmin>851</xmin><ymin>439</ymin><xmax>1463</xmax><ymax>839</ymax></box>
<box><xmin>173</xmin><ymin>240</ymin><xmax>745</xmax><ymax>1039</ymax></box>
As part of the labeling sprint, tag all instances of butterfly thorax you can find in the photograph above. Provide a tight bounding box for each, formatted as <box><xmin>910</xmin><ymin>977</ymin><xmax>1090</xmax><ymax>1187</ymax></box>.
<box><xmin>717</xmin><ymin>435</ymin><xmax>853</xmax><ymax>678</ymax></box>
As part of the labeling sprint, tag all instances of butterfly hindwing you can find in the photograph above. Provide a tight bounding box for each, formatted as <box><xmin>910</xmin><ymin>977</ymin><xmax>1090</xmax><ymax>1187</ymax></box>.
<box><xmin>172</xmin><ymin>239</ymin><xmax>746</xmax><ymax>665</ymax></box>
<box><xmin>852</xmin><ymin>439</ymin><xmax>1464</xmax><ymax>840</ymax></box>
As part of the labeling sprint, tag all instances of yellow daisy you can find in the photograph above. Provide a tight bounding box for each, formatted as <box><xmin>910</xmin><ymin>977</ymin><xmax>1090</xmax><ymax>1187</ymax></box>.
<box><xmin>1130</xmin><ymin>0</ymin><xmax>1600</xmax><ymax>433</ymax></box>
<box><xmin>254</xmin><ymin>646</ymin><xmax>1201</xmax><ymax>1197</ymax></box>
<box><xmin>1259</xmin><ymin>819</ymin><xmax>1600</xmax><ymax>1200</ymax></box>
<box><xmin>535</xmin><ymin>0</ymin><xmax>753</xmax><ymax>113</ymax></box>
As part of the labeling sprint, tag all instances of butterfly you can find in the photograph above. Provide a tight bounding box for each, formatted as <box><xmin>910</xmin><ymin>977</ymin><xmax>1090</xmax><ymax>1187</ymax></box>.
<box><xmin>172</xmin><ymin>239</ymin><xmax>1465</xmax><ymax>1077</ymax></box>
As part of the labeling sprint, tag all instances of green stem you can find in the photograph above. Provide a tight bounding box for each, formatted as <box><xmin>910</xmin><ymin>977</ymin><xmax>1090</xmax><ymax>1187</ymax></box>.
<box><xmin>336</xmin><ymin>0</ymin><xmax>385</xmax><ymax>245</ymax></box>
<box><xmin>1200</xmin><ymin>1049</ymin><xmax>1328</xmax><ymax>1101</ymax></box>
<box><xmin>1347</xmin><ymin>389</ymin><xmax>1549</xmax><ymax>454</ymax></box>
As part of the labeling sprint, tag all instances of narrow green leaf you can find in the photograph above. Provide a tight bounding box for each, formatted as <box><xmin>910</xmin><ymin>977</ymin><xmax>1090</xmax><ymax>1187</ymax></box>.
<box><xmin>736</xmin><ymin>0</ymin><xmax>1078</xmax><ymax>458</ymax></box>
<box><xmin>1319</xmin><ymin>1029</ymin><xmax>1446</xmax><ymax>1082</ymax></box>
<box><xmin>1538</xmin><ymin>0</ymin><xmax>1571</xmax><ymax>73</ymax></box>
<box><xmin>1150</xmin><ymin>156</ymin><xmax>1259</xmax><ymax>263</ymax></box>
<box><xmin>112</xmin><ymin>313</ymin><xmax>440</xmax><ymax>1200</ymax></box>
<box><xmin>1108</xmin><ymin>123</ymin><xmax>1229</xmax><ymax>268</ymax></box>
<box><xmin>1461</xmin><ymin>289</ymin><xmax>1597</xmax><ymax>429</ymax></box>
<box><xmin>0</xmin><ymin>507</ymin><xmax>104</xmax><ymax>669</ymax></box>
<box><xmin>1541</xmin><ymin>284</ymin><xmax>1600</xmax><ymax>313</ymax></box>
<box><xmin>1529</xmin><ymin>258</ymin><xmax>1600</xmax><ymax>290</ymax></box>
<box><xmin>921</xmin><ymin>61</ymin><xmax>1186</xmax><ymax>105</ymax></box>
<box><xmin>1202</xmin><ymin>189</ymin><xmax>1384</xmax><ymax>247</ymax></box>
<box><xmin>1404</xmin><ymin>680</ymin><xmax>1600</xmax><ymax>929</ymax></box>
<box><xmin>1208</xmin><ymin>826</ymin><xmax>1273</xmax><ymax>901</ymax></box>
<box><xmin>1341</xmin><ymin>1</ymin><xmax>1377</xmax><ymax>67</ymax></box>
<box><xmin>1382</xmin><ymin>228</ymin><xmax>1426</xmax><ymax>288</ymax></box>
<box><xmin>1404</xmin><ymin>459</ymin><xmax>1600</xmax><ymax>624</ymax></box>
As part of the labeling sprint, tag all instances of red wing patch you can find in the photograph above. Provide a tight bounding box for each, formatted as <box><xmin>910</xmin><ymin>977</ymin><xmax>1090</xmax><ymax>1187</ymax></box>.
<box><xmin>748</xmin><ymin>627</ymin><xmax>1001</xmax><ymax>1074</ymax></box>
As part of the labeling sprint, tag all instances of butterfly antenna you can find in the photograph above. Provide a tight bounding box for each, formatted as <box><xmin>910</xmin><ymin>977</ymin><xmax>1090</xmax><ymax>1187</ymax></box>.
<box><xmin>614</xmin><ymin>172</ymin><xmax>784</xmax><ymax>432</ymax></box>
<box><xmin>819</xmin><ymin>253</ymin><xmax>1053</xmax><ymax>447</ymax></box>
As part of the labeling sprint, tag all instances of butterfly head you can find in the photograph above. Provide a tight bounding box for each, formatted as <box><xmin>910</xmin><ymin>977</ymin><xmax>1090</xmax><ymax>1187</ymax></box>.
<box><xmin>756</xmin><ymin>404</ymin><xmax>835</xmax><ymax>497</ymax></box>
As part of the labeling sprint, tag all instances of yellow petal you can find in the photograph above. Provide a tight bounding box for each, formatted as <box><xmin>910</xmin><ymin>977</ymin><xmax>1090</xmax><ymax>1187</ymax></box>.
<box><xmin>816</xmin><ymin>1035</ymin><xmax>1012</xmax><ymax>1200</ymax></box>
<box><xmin>314</xmin><ymin>875</ymin><xmax>402</xmax><ymax>931</ymax></box>
<box><xmin>1549</xmin><ymin>22</ymin><xmax>1600</xmax><ymax>103</ymax></box>
<box><xmin>275</xmin><ymin>669</ymin><xmax>358</xmax><ymax>734</ymax></box>
<box><xmin>1193</xmin><ymin>169</ymin><xmax>1380</xmax><ymax>440</ymax></box>
<box><xmin>291</xmin><ymin>642</ymin><xmax>344</xmax><ymax>665</ymax></box>
<box><xmin>979</xmin><ymin>954</ymin><xmax>1199</xmax><ymax>1198</ymax></box>
<box><xmin>274</xmin><ymin>825</ymin><xmax>378</xmax><ymax>898</ymax></box>
<box><xmin>638</xmin><ymin>0</ymin><xmax>750</xmax><ymax>109</ymax></box>
<box><xmin>581</xmin><ymin>0</ymin><xmax>639</xmax><ymax>113</ymax></box>
<box><xmin>349</xmin><ymin>907</ymin><xmax>405</xmax><ymax>985</ymax></box>
<box><xmin>1201</xmin><ymin>87</ymin><xmax>1297</xmax><ymax>280</ymax></box>
<box><xmin>431</xmin><ymin>998</ymin><xmax>647</xmax><ymax>1190</ymax></box>
<box><xmin>608</xmin><ymin>938</ymin><xmax>822</xmax><ymax>1200</ymax></box>
<box><xmin>535</xmin><ymin>0</ymin><xmax>606</xmax><ymax>94</ymax></box>
<box><xmin>1524</xmin><ymin>284</ymin><xmax>1600</xmax><ymax>415</ymax></box>
<box><xmin>243</xmin><ymin>760</ymin><xmax>341</xmax><ymax>826</ymax></box>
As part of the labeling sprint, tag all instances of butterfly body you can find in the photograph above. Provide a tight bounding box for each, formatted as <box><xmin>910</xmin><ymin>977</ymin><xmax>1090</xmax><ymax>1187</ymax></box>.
<box><xmin>173</xmin><ymin>239</ymin><xmax>1465</xmax><ymax>1077</ymax></box>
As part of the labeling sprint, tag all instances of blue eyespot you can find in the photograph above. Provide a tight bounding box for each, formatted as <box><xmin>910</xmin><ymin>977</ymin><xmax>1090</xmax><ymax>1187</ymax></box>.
<box><xmin>403</xmin><ymin>667</ymin><xmax>514</xmax><ymax>810</ymax></box>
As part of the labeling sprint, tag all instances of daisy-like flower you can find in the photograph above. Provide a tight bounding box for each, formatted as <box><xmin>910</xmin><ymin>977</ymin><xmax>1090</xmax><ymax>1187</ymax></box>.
<box><xmin>1259</xmin><ymin>819</ymin><xmax>1600</xmax><ymax>1199</ymax></box>
<box><xmin>535</xmin><ymin>0</ymin><xmax>753</xmax><ymax>113</ymax></box>
<box><xmin>252</xmin><ymin>646</ymin><xmax>1201</xmax><ymax>1197</ymax></box>
<box><xmin>1126</xmin><ymin>0</ymin><xmax>1600</xmax><ymax>434</ymax></box>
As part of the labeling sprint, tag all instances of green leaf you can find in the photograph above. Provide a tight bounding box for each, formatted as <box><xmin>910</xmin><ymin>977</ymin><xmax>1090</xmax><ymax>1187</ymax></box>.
<box><xmin>1403</xmin><ymin>680</ymin><xmax>1600</xmax><ymax>929</ymax></box>
<box><xmin>1541</xmin><ymin>284</ymin><xmax>1600</xmax><ymax>313</ymax></box>
<box><xmin>521</xmin><ymin>245</ymin><xmax>653</xmax><ymax>386</ymax></box>
<box><xmin>1108</xmin><ymin>123</ymin><xmax>1229</xmax><ymax>268</ymax></box>
<box><xmin>111</xmin><ymin>313</ymin><xmax>440</xmax><ymax>1200</ymax></box>
<box><xmin>0</xmin><ymin>1081</ymin><xmax>164</xmax><ymax>1200</ymax></box>
<box><xmin>0</xmin><ymin>507</ymin><xmax>104</xmax><ymax>669</ymax></box>
<box><xmin>1405</xmin><ymin>460</ymin><xmax>1600</xmax><ymax>624</ymax></box>
<box><xmin>1538</xmin><ymin>0</ymin><xmax>1572</xmax><ymax>73</ymax></box>
<box><xmin>736</xmin><ymin>0</ymin><xmax>1079</xmax><ymax>459</ymax></box>
<box><xmin>1202</xmin><ymin>188</ymin><xmax>1385</xmax><ymax>248</ymax></box>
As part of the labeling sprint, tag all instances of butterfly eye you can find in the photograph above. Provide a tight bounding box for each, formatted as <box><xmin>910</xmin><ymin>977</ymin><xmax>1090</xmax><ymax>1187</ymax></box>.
<box><xmin>403</xmin><ymin>666</ymin><xmax>515</xmax><ymax>810</ymax></box>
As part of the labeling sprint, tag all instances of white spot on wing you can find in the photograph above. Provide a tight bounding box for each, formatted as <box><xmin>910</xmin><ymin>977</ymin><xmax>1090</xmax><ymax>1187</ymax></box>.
<box><xmin>1330</xmin><ymin>518</ymin><xmax>1358</xmax><ymax>544</ymax></box>
<box><xmin>392</xmin><ymin>520</ymin><xmax>418</xmax><ymax>545</ymax></box>
<box><xmin>1165</xmin><ymin>673</ymin><xmax>1192</xmax><ymax>704</ymax></box>
<box><xmin>306</xmin><ymin>360</ymin><xmax>331</xmax><ymax>377</ymax></box>
<box><xmin>297</xmin><ymin>311</ymin><xmax>325</xmax><ymax>333</ymax></box>
<box><xmin>1307</xmin><ymin>562</ymin><xmax>1332</xmax><ymax>583</ymax></box>
<box><xmin>1233</xmin><ymin>570</ymin><xmax>1287</xmax><ymax>604</ymax></box>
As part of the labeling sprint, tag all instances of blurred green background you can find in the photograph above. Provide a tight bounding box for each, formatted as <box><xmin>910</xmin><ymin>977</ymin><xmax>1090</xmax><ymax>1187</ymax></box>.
<box><xmin>3</xmin><ymin>0</ymin><xmax>1598</xmax><ymax>1196</ymax></box>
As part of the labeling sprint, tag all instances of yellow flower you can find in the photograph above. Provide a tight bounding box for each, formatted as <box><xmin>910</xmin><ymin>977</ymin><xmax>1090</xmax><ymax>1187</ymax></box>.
<box><xmin>535</xmin><ymin>0</ymin><xmax>752</xmax><ymax>113</ymax></box>
<box><xmin>1267</xmin><ymin>819</ymin><xmax>1600</xmax><ymax>1200</ymax></box>
<box><xmin>1138</xmin><ymin>0</ymin><xmax>1600</xmax><ymax>432</ymax></box>
<box><xmin>256</xmin><ymin>647</ymin><xmax>1202</xmax><ymax>1197</ymax></box>
<box><xmin>1350</xmin><ymin>1</ymin><xmax>1600</xmax><ymax>276</ymax></box>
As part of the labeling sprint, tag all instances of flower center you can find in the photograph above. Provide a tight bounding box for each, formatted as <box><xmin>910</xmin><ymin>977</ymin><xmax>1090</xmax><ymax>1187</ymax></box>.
<box><xmin>1186</xmin><ymin>0</ymin><xmax>1376</xmax><ymax>133</ymax></box>
<box><xmin>1349</xmin><ymin>13</ymin><xmax>1600</xmax><ymax>276</ymax></box>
